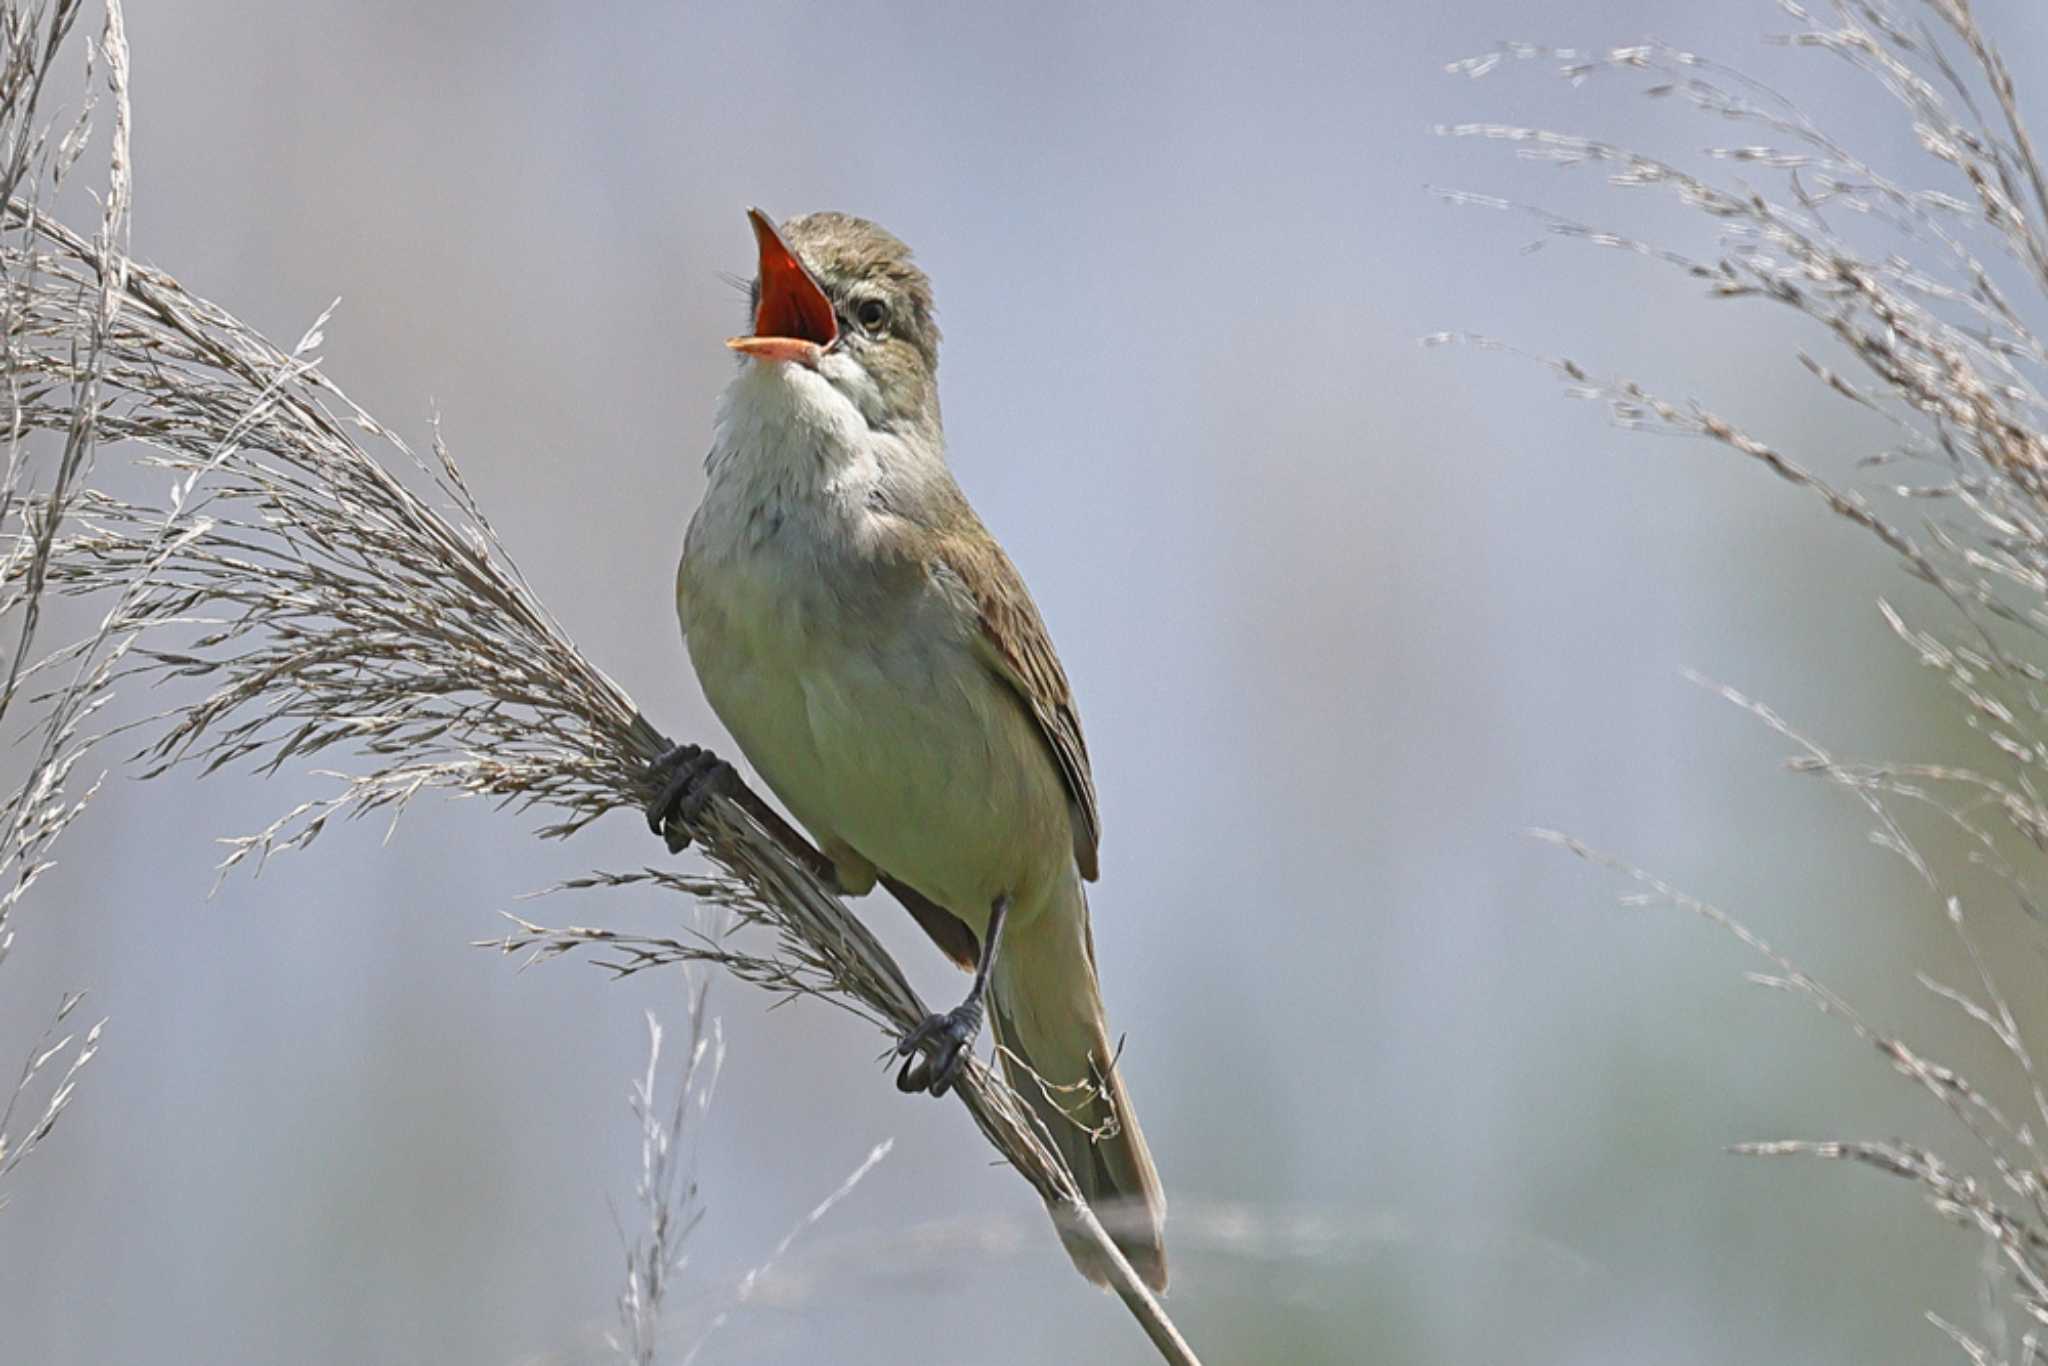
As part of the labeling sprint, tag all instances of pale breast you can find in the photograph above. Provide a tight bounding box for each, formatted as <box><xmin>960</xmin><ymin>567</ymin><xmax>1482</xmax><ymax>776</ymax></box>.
<box><xmin>677</xmin><ymin>484</ymin><xmax>844</xmax><ymax>843</ymax></box>
<box><xmin>676</xmin><ymin>363</ymin><xmax>1078</xmax><ymax>922</ymax></box>
<box><xmin>683</xmin><ymin>516</ymin><xmax>1072</xmax><ymax>921</ymax></box>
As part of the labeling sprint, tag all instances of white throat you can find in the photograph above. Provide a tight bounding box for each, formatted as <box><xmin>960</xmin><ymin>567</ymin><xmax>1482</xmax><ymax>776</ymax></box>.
<box><xmin>707</xmin><ymin>357</ymin><xmax>878</xmax><ymax>493</ymax></box>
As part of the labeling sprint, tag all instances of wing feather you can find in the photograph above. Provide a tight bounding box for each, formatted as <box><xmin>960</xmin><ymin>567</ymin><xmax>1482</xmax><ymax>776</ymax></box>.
<box><xmin>934</xmin><ymin>533</ymin><xmax>1102</xmax><ymax>881</ymax></box>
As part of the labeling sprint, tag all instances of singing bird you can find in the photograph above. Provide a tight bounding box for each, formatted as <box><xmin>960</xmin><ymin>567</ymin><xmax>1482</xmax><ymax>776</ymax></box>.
<box><xmin>645</xmin><ymin>208</ymin><xmax>1166</xmax><ymax>1291</ymax></box>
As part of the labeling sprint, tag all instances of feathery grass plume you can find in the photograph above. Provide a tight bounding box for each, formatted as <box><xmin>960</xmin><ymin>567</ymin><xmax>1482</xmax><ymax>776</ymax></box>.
<box><xmin>0</xmin><ymin>9</ymin><xmax>1199</xmax><ymax>1362</ymax></box>
<box><xmin>1445</xmin><ymin>3</ymin><xmax>2048</xmax><ymax>1358</ymax></box>
<box><xmin>0</xmin><ymin>0</ymin><xmax>123</xmax><ymax>1206</ymax></box>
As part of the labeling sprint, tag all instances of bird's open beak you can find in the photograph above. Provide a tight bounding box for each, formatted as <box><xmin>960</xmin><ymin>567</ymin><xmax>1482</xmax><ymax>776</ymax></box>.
<box><xmin>727</xmin><ymin>208</ymin><xmax>837</xmax><ymax>368</ymax></box>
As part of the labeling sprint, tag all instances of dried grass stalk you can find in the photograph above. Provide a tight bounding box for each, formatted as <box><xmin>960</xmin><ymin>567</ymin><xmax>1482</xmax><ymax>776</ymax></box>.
<box><xmin>604</xmin><ymin>981</ymin><xmax>894</xmax><ymax>1366</ymax></box>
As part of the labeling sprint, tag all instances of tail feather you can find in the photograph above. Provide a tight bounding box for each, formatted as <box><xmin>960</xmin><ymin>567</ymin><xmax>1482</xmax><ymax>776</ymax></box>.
<box><xmin>988</xmin><ymin>904</ymin><xmax>1167</xmax><ymax>1292</ymax></box>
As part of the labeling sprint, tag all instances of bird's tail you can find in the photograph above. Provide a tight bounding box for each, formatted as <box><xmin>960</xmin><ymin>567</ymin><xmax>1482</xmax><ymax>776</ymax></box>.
<box><xmin>987</xmin><ymin>894</ymin><xmax>1167</xmax><ymax>1293</ymax></box>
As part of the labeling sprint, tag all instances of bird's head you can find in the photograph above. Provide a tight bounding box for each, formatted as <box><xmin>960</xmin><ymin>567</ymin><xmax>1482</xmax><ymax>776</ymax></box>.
<box><xmin>728</xmin><ymin>208</ymin><xmax>942</xmax><ymax>440</ymax></box>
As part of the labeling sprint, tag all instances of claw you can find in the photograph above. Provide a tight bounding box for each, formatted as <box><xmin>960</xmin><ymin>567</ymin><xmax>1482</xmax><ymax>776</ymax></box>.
<box><xmin>895</xmin><ymin>1000</ymin><xmax>984</xmax><ymax>1098</ymax></box>
<box><xmin>644</xmin><ymin>743</ymin><xmax>701</xmax><ymax>836</ymax></box>
<box><xmin>644</xmin><ymin>741</ymin><xmax>738</xmax><ymax>853</ymax></box>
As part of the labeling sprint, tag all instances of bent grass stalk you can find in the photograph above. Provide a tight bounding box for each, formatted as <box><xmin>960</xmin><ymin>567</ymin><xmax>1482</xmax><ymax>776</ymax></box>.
<box><xmin>0</xmin><ymin>7</ymin><xmax>1197</xmax><ymax>1357</ymax></box>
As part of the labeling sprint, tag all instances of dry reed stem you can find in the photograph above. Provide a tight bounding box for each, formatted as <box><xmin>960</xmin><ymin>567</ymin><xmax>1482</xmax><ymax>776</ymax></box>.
<box><xmin>0</xmin><ymin>6</ymin><xmax>1198</xmax><ymax>1358</ymax></box>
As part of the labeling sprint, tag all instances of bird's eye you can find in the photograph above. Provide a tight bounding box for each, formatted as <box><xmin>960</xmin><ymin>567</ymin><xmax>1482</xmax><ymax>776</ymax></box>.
<box><xmin>854</xmin><ymin>298</ymin><xmax>889</xmax><ymax>333</ymax></box>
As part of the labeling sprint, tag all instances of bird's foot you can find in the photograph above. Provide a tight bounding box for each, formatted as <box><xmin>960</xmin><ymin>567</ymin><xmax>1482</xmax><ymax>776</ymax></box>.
<box><xmin>644</xmin><ymin>741</ymin><xmax>739</xmax><ymax>854</ymax></box>
<box><xmin>895</xmin><ymin>999</ymin><xmax>985</xmax><ymax>1099</ymax></box>
<box><xmin>893</xmin><ymin>892</ymin><xmax>1008</xmax><ymax>1099</ymax></box>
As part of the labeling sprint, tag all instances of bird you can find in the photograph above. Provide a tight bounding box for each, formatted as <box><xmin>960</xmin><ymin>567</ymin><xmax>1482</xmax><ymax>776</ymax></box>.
<box><xmin>644</xmin><ymin>207</ymin><xmax>1167</xmax><ymax>1292</ymax></box>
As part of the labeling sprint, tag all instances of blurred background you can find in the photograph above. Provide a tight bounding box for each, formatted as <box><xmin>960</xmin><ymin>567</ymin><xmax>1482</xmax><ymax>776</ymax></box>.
<box><xmin>4</xmin><ymin>1</ymin><xmax>2046</xmax><ymax>1362</ymax></box>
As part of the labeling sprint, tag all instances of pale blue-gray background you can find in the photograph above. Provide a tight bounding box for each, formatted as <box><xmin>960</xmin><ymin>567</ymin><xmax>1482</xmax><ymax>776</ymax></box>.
<box><xmin>3</xmin><ymin>2</ymin><xmax>2041</xmax><ymax>1362</ymax></box>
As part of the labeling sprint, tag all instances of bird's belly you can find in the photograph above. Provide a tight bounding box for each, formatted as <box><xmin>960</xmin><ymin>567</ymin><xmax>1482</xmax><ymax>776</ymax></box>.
<box><xmin>684</xmin><ymin>552</ymin><xmax>1071</xmax><ymax>927</ymax></box>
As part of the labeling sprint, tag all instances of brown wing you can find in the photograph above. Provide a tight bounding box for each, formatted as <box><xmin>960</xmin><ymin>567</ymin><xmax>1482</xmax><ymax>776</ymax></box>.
<box><xmin>935</xmin><ymin>533</ymin><xmax>1102</xmax><ymax>881</ymax></box>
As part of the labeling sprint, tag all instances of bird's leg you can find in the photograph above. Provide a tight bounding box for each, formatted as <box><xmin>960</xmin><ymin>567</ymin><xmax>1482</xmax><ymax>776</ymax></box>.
<box><xmin>896</xmin><ymin>892</ymin><xmax>1010</xmax><ymax>1098</ymax></box>
<box><xmin>643</xmin><ymin>740</ymin><xmax>739</xmax><ymax>855</ymax></box>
